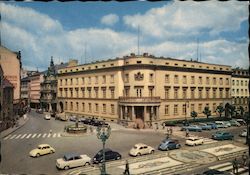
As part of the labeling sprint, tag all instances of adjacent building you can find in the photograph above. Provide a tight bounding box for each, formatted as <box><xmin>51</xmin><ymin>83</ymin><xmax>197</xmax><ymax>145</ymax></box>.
<box><xmin>20</xmin><ymin>76</ymin><xmax>31</xmax><ymax>108</ymax></box>
<box><xmin>231</xmin><ymin>68</ymin><xmax>249</xmax><ymax>112</ymax></box>
<box><xmin>57</xmin><ymin>53</ymin><xmax>232</xmax><ymax>127</ymax></box>
<box><xmin>0</xmin><ymin>66</ymin><xmax>4</xmax><ymax>130</ymax></box>
<box><xmin>29</xmin><ymin>72</ymin><xmax>44</xmax><ymax>108</ymax></box>
<box><xmin>0</xmin><ymin>46</ymin><xmax>22</xmax><ymax>115</ymax></box>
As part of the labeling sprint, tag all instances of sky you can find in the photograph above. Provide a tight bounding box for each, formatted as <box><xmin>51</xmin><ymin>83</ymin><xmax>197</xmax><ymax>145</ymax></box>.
<box><xmin>0</xmin><ymin>1</ymin><xmax>249</xmax><ymax>71</ymax></box>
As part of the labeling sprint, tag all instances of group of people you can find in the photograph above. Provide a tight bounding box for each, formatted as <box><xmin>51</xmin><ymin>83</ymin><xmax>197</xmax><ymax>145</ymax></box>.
<box><xmin>165</xmin><ymin>127</ymin><xmax>173</xmax><ymax>139</ymax></box>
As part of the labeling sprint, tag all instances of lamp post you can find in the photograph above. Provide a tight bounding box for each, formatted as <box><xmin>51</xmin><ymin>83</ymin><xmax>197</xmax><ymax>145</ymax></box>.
<box><xmin>185</xmin><ymin>101</ymin><xmax>189</xmax><ymax>125</ymax></box>
<box><xmin>96</xmin><ymin>125</ymin><xmax>111</xmax><ymax>175</ymax></box>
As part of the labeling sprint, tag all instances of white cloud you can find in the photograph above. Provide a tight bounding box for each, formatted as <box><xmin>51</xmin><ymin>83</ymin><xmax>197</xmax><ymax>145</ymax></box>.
<box><xmin>123</xmin><ymin>1</ymin><xmax>248</xmax><ymax>38</ymax></box>
<box><xmin>101</xmin><ymin>14</ymin><xmax>119</xmax><ymax>26</ymax></box>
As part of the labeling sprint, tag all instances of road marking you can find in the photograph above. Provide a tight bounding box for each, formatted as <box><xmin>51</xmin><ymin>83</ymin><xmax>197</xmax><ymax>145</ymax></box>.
<box><xmin>21</xmin><ymin>134</ymin><xmax>27</xmax><ymax>139</ymax></box>
<box><xmin>42</xmin><ymin>133</ymin><xmax>47</xmax><ymax>138</ymax></box>
<box><xmin>37</xmin><ymin>134</ymin><xmax>41</xmax><ymax>138</ymax></box>
<box><xmin>3</xmin><ymin>135</ymin><xmax>12</xmax><ymax>140</ymax></box>
<box><xmin>15</xmin><ymin>134</ymin><xmax>22</xmax><ymax>139</ymax></box>
<box><xmin>53</xmin><ymin>133</ymin><xmax>57</xmax><ymax>138</ymax></box>
<box><xmin>47</xmin><ymin>133</ymin><xmax>51</xmax><ymax>138</ymax></box>
<box><xmin>209</xmin><ymin>162</ymin><xmax>232</xmax><ymax>169</ymax></box>
<box><xmin>9</xmin><ymin>134</ymin><xmax>17</xmax><ymax>140</ymax></box>
<box><xmin>57</xmin><ymin>133</ymin><xmax>61</xmax><ymax>137</ymax></box>
<box><xmin>32</xmin><ymin>134</ymin><xmax>37</xmax><ymax>138</ymax></box>
<box><xmin>26</xmin><ymin>134</ymin><xmax>32</xmax><ymax>138</ymax></box>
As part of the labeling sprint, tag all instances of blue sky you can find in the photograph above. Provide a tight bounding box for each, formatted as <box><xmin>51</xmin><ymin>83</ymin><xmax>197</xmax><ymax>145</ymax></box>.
<box><xmin>1</xmin><ymin>1</ymin><xmax>248</xmax><ymax>71</ymax></box>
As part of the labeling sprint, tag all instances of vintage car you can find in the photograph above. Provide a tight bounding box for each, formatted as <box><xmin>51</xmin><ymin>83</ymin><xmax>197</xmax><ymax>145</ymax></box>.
<box><xmin>29</xmin><ymin>144</ymin><xmax>55</xmax><ymax>157</ymax></box>
<box><xmin>212</xmin><ymin>131</ymin><xmax>234</xmax><ymax>140</ymax></box>
<box><xmin>185</xmin><ymin>137</ymin><xmax>204</xmax><ymax>146</ymax></box>
<box><xmin>93</xmin><ymin>148</ymin><xmax>121</xmax><ymax>164</ymax></box>
<box><xmin>56</xmin><ymin>153</ymin><xmax>91</xmax><ymax>170</ymax></box>
<box><xmin>129</xmin><ymin>143</ymin><xmax>155</xmax><ymax>156</ymax></box>
<box><xmin>158</xmin><ymin>139</ymin><xmax>181</xmax><ymax>151</ymax></box>
<box><xmin>181</xmin><ymin>125</ymin><xmax>202</xmax><ymax>132</ymax></box>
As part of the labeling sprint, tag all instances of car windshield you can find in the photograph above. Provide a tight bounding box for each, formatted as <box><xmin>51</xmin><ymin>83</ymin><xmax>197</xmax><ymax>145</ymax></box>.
<box><xmin>38</xmin><ymin>146</ymin><xmax>42</xmax><ymax>149</ymax></box>
<box><xmin>63</xmin><ymin>155</ymin><xmax>70</xmax><ymax>161</ymax></box>
<box><xmin>133</xmin><ymin>146</ymin><xmax>138</xmax><ymax>149</ymax></box>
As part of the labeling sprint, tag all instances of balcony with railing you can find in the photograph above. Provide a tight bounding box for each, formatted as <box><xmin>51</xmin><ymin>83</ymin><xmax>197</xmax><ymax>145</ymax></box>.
<box><xmin>119</xmin><ymin>96</ymin><xmax>161</xmax><ymax>105</ymax></box>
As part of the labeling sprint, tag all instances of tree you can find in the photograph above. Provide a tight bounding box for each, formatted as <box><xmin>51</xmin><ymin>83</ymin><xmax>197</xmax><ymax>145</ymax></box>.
<box><xmin>239</xmin><ymin>106</ymin><xmax>244</xmax><ymax>117</ymax></box>
<box><xmin>228</xmin><ymin>105</ymin><xmax>236</xmax><ymax>118</ymax></box>
<box><xmin>216</xmin><ymin>105</ymin><xmax>224</xmax><ymax>117</ymax></box>
<box><xmin>191</xmin><ymin>111</ymin><xmax>198</xmax><ymax>121</ymax></box>
<box><xmin>203</xmin><ymin>107</ymin><xmax>211</xmax><ymax>119</ymax></box>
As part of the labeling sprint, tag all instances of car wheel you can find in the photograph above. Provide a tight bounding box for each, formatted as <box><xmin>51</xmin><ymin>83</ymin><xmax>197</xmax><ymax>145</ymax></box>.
<box><xmin>84</xmin><ymin>162</ymin><xmax>90</xmax><ymax>166</ymax></box>
<box><xmin>176</xmin><ymin>144</ymin><xmax>181</xmax><ymax>149</ymax></box>
<box><xmin>194</xmin><ymin>143</ymin><xmax>196</xmax><ymax>146</ymax></box>
<box><xmin>64</xmin><ymin>166</ymin><xmax>69</xmax><ymax>170</ymax></box>
<box><xmin>36</xmin><ymin>153</ymin><xmax>40</xmax><ymax>157</ymax></box>
<box><xmin>150</xmin><ymin>150</ymin><xmax>154</xmax><ymax>154</ymax></box>
<box><xmin>50</xmin><ymin>150</ymin><xmax>54</xmax><ymax>154</ymax></box>
<box><xmin>136</xmin><ymin>153</ymin><xmax>141</xmax><ymax>156</ymax></box>
<box><xmin>165</xmin><ymin>147</ymin><xmax>169</xmax><ymax>151</ymax></box>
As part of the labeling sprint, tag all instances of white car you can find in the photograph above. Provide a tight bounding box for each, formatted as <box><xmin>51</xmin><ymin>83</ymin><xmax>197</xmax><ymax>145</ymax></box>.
<box><xmin>44</xmin><ymin>114</ymin><xmax>51</xmax><ymax>120</ymax></box>
<box><xmin>29</xmin><ymin>144</ymin><xmax>55</xmax><ymax>157</ymax></box>
<box><xmin>185</xmin><ymin>137</ymin><xmax>204</xmax><ymax>146</ymax></box>
<box><xmin>129</xmin><ymin>143</ymin><xmax>155</xmax><ymax>157</ymax></box>
<box><xmin>239</xmin><ymin>129</ymin><xmax>247</xmax><ymax>137</ymax></box>
<box><xmin>56</xmin><ymin>153</ymin><xmax>91</xmax><ymax>170</ymax></box>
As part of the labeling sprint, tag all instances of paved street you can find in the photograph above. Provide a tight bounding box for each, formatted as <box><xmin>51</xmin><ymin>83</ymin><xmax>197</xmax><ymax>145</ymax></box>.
<box><xmin>0</xmin><ymin>111</ymin><xmax>248</xmax><ymax>175</ymax></box>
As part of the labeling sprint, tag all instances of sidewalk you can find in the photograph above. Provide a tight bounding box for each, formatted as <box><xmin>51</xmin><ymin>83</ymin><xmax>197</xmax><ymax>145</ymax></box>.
<box><xmin>0</xmin><ymin>114</ymin><xmax>29</xmax><ymax>139</ymax></box>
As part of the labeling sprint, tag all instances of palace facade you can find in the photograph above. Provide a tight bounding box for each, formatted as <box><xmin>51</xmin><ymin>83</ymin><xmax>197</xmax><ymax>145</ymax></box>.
<box><xmin>57</xmin><ymin>53</ymin><xmax>232</xmax><ymax>127</ymax></box>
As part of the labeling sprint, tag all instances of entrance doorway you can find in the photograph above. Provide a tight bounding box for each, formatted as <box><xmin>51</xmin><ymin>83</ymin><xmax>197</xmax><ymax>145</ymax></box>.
<box><xmin>135</xmin><ymin>106</ymin><xmax>144</xmax><ymax>120</ymax></box>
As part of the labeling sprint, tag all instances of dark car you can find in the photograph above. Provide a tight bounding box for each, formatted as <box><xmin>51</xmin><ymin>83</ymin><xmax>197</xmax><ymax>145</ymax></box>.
<box><xmin>212</xmin><ymin>131</ymin><xmax>234</xmax><ymax>140</ymax></box>
<box><xmin>82</xmin><ymin>118</ymin><xmax>93</xmax><ymax>125</ymax></box>
<box><xmin>69</xmin><ymin>116</ymin><xmax>77</xmax><ymax>122</ymax></box>
<box><xmin>158</xmin><ymin>139</ymin><xmax>181</xmax><ymax>151</ymax></box>
<box><xmin>92</xmin><ymin>148</ymin><xmax>121</xmax><ymax>164</ymax></box>
<box><xmin>202</xmin><ymin>169</ymin><xmax>230</xmax><ymax>175</ymax></box>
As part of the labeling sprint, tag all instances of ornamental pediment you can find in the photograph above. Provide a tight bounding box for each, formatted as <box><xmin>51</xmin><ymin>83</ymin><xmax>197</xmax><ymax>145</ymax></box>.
<box><xmin>134</xmin><ymin>72</ymin><xmax>144</xmax><ymax>81</ymax></box>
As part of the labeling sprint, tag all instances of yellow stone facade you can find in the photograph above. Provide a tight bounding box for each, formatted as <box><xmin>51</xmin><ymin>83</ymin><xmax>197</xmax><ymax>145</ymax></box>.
<box><xmin>57</xmin><ymin>54</ymin><xmax>232</xmax><ymax>124</ymax></box>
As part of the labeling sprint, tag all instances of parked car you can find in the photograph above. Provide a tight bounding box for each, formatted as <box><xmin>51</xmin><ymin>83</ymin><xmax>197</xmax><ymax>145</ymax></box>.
<box><xmin>236</xmin><ymin>119</ymin><xmax>246</xmax><ymax>125</ymax></box>
<box><xmin>129</xmin><ymin>143</ymin><xmax>155</xmax><ymax>156</ymax></box>
<box><xmin>93</xmin><ymin>148</ymin><xmax>121</xmax><ymax>164</ymax></box>
<box><xmin>56</xmin><ymin>113</ymin><xmax>68</xmax><ymax>121</ymax></box>
<box><xmin>69</xmin><ymin>116</ymin><xmax>77</xmax><ymax>122</ymax></box>
<box><xmin>185</xmin><ymin>137</ymin><xmax>204</xmax><ymax>146</ymax></box>
<box><xmin>206</xmin><ymin>122</ymin><xmax>218</xmax><ymax>129</ymax></box>
<box><xmin>56</xmin><ymin>153</ymin><xmax>91</xmax><ymax>170</ymax></box>
<box><xmin>239</xmin><ymin>129</ymin><xmax>247</xmax><ymax>137</ymax></box>
<box><xmin>158</xmin><ymin>139</ymin><xmax>181</xmax><ymax>151</ymax></box>
<box><xmin>215</xmin><ymin>121</ymin><xmax>228</xmax><ymax>128</ymax></box>
<box><xmin>202</xmin><ymin>169</ymin><xmax>230</xmax><ymax>175</ymax></box>
<box><xmin>44</xmin><ymin>114</ymin><xmax>51</xmax><ymax>120</ymax></box>
<box><xmin>181</xmin><ymin>125</ymin><xmax>202</xmax><ymax>132</ymax></box>
<box><xmin>198</xmin><ymin>123</ymin><xmax>212</xmax><ymax>130</ymax></box>
<box><xmin>212</xmin><ymin>131</ymin><xmax>234</xmax><ymax>140</ymax></box>
<box><xmin>29</xmin><ymin>144</ymin><xmax>55</xmax><ymax>157</ymax></box>
<box><xmin>223</xmin><ymin>121</ymin><xmax>231</xmax><ymax>127</ymax></box>
<box><xmin>229</xmin><ymin>120</ymin><xmax>241</xmax><ymax>127</ymax></box>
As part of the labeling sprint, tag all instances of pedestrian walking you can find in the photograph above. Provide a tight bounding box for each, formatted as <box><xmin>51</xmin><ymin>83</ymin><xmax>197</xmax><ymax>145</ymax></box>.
<box><xmin>170</xmin><ymin>127</ymin><xmax>173</xmax><ymax>135</ymax></box>
<box><xmin>242</xmin><ymin>152</ymin><xmax>248</xmax><ymax>166</ymax></box>
<box><xmin>232</xmin><ymin>158</ymin><xmax>238</xmax><ymax>174</ymax></box>
<box><xmin>49</xmin><ymin>129</ymin><xmax>52</xmax><ymax>134</ymax></box>
<box><xmin>123</xmin><ymin>160</ymin><xmax>130</xmax><ymax>175</ymax></box>
<box><xmin>156</xmin><ymin>123</ymin><xmax>159</xmax><ymax>130</ymax></box>
<box><xmin>186</xmin><ymin>129</ymin><xmax>189</xmax><ymax>137</ymax></box>
<box><xmin>162</xmin><ymin>123</ymin><xmax>165</xmax><ymax>129</ymax></box>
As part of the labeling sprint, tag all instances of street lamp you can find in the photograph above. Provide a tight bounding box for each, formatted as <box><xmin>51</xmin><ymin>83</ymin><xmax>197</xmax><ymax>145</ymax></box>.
<box><xmin>96</xmin><ymin>125</ymin><xmax>111</xmax><ymax>175</ymax></box>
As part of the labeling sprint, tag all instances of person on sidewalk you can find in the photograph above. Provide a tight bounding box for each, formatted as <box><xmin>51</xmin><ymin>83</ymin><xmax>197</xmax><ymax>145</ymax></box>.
<box><xmin>186</xmin><ymin>129</ymin><xmax>189</xmax><ymax>137</ymax></box>
<box><xmin>170</xmin><ymin>127</ymin><xmax>173</xmax><ymax>135</ymax></box>
<box><xmin>232</xmin><ymin>158</ymin><xmax>239</xmax><ymax>174</ymax></box>
<box><xmin>123</xmin><ymin>160</ymin><xmax>130</xmax><ymax>175</ymax></box>
<box><xmin>242</xmin><ymin>152</ymin><xmax>248</xmax><ymax>166</ymax></box>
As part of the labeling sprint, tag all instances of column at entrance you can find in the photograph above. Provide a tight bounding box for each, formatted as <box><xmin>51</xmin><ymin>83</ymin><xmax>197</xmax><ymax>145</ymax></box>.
<box><xmin>156</xmin><ymin>106</ymin><xmax>159</xmax><ymax>120</ymax></box>
<box><xmin>132</xmin><ymin>106</ymin><xmax>135</xmax><ymax>121</ymax></box>
<box><xmin>144</xmin><ymin>106</ymin><xmax>149</xmax><ymax>121</ymax></box>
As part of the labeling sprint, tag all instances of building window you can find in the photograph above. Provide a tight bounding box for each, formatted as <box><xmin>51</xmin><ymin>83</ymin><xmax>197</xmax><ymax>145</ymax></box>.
<box><xmin>165</xmin><ymin>74</ymin><xmax>170</xmax><ymax>83</ymax></box>
<box><xmin>213</xmin><ymin>103</ymin><xmax>216</xmax><ymax>113</ymax></box>
<box><xmin>111</xmin><ymin>104</ymin><xmax>115</xmax><ymax>114</ymax></box>
<box><xmin>110</xmin><ymin>75</ymin><xmax>114</xmax><ymax>83</ymax></box>
<box><xmin>76</xmin><ymin>78</ymin><xmax>79</xmax><ymax>85</ymax></box>
<box><xmin>95</xmin><ymin>103</ymin><xmax>99</xmax><ymax>113</ymax></box>
<box><xmin>110</xmin><ymin>89</ymin><xmax>115</xmax><ymax>99</ymax></box>
<box><xmin>165</xmin><ymin>105</ymin><xmax>169</xmax><ymax>115</ymax></box>
<box><xmin>76</xmin><ymin>102</ymin><xmax>79</xmax><ymax>111</ymax></box>
<box><xmin>81</xmin><ymin>88</ymin><xmax>85</xmax><ymax>98</ymax></box>
<box><xmin>191</xmin><ymin>88</ymin><xmax>195</xmax><ymax>99</ymax></box>
<box><xmin>174</xmin><ymin>104</ymin><xmax>178</xmax><ymax>115</ymax></box>
<box><xmin>65</xmin><ymin>79</ymin><xmax>68</xmax><ymax>85</ymax></box>
<box><xmin>70</xmin><ymin>102</ymin><xmax>73</xmax><ymax>111</ymax></box>
<box><xmin>232</xmin><ymin>80</ymin><xmax>235</xmax><ymax>86</ymax></box>
<box><xmin>245</xmin><ymin>80</ymin><xmax>248</xmax><ymax>86</ymax></box>
<box><xmin>95</xmin><ymin>76</ymin><xmax>98</xmax><ymax>84</ymax></box>
<box><xmin>219</xmin><ymin>89</ymin><xmax>223</xmax><ymax>98</ymax></box>
<box><xmin>183</xmin><ymin>75</ymin><xmax>187</xmax><ymax>84</ymax></box>
<box><xmin>60</xmin><ymin>79</ymin><xmax>62</xmax><ymax>86</ymax></box>
<box><xmin>103</xmin><ymin>89</ymin><xmax>106</xmax><ymax>98</ymax></box>
<box><xmin>226</xmin><ymin>89</ymin><xmax>229</xmax><ymax>98</ymax></box>
<box><xmin>125</xmin><ymin>88</ymin><xmax>130</xmax><ymax>97</ymax></box>
<box><xmin>88</xmin><ymin>103</ymin><xmax>92</xmax><ymax>112</ymax></box>
<box><xmin>182</xmin><ymin>88</ymin><xmax>187</xmax><ymax>99</ymax></box>
<box><xmin>75</xmin><ymin>88</ymin><xmax>79</xmax><ymax>97</ymax></box>
<box><xmin>82</xmin><ymin>103</ymin><xmax>85</xmax><ymax>112</ymax></box>
<box><xmin>213</xmin><ymin>89</ymin><xmax>216</xmax><ymax>98</ymax></box>
<box><xmin>174</xmin><ymin>75</ymin><xmax>179</xmax><ymax>84</ymax></box>
<box><xmin>102</xmin><ymin>75</ymin><xmax>106</xmax><ymax>84</ymax></box>
<box><xmin>88</xmin><ymin>77</ymin><xmax>91</xmax><ymax>84</ymax></box>
<box><xmin>136</xmin><ymin>88</ymin><xmax>142</xmax><ymax>97</ymax></box>
<box><xmin>199</xmin><ymin>76</ymin><xmax>202</xmax><ymax>84</ymax></box>
<box><xmin>65</xmin><ymin>102</ymin><xmax>68</xmax><ymax>110</ymax></box>
<box><xmin>213</xmin><ymin>78</ymin><xmax>216</xmax><ymax>85</ymax></box>
<box><xmin>206</xmin><ymin>89</ymin><xmax>209</xmax><ymax>98</ymax></box>
<box><xmin>182</xmin><ymin>104</ymin><xmax>186</xmax><ymax>115</ymax></box>
<box><xmin>191</xmin><ymin>76</ymin><xmax>195</xmax><ymax>84</ymax></box>
<box><xmin>149</xmin><ymin>87</ymin><xmax>153</xmax><ymax>97</ymax></box>
<box><xmin>219</xmin><ymin>78</ymin><xmax>223</xmax><ymax>85</ymax></box>
<box><xmin>88</xmin><ymin>89</ymin><xmax>91</xmax><ymax>98</ymax></box>
<box><xmin>70</xmin><ymin>89</ymin><xmax>73</xmax><ymax>97</ymax></box>
<box><xmin>82</xmin><ymin>77</ymin><xmax>85</xmax><ymax>85</ymax></box>
<box><xmin>198</xmin><ymin>104</ymin><xmax>202</xmax><ymax>113</ymax></box>
<box><xmin>226</xmin><ymin>78</ymin><xmax>229</xmax><ymax>85</ymax></box>
<box><xmin>125</xmin><ymin>74</ymin><xmax>129</xmax><ymax>83</ymax></box>
<box><xmin>70</xmin><ymin>79</ymin><xmax>73</xmax><ymax>85</ymax></box>
<box><xmin>236</xmin><ymin>80</ymin><xmax>239</xmax><ymax>86</ymax></box>
<box><xmin>199</xmin><ymin>89</ymin><xmax>202</xmax><ymax>99</ymax></box>
<box><xmin>95</xmin><ymin>88</ymin><xmax>98</xmax><ymax>98</ymax></box>
<box><xmin>165</xmin><ymin>88</ymin><xmax>170</xmax><ymax>99</ymax></box>
<box><xmin>241</xmin><ymin>80</ymin><xmax>243</xmax><ymax>86</ymax></box>
<box><xmin>206</xmin><ymin>77</ymin><xmax>210</xmax><ymax>85</ymax></box>
<box><xmin>174</xmin><ymin>88</ymin><xmax>178</xmax><ymax>99</ymax></box>
<box><xmin>103</xmin><ymin>104</ymin><xmax>106</xmax><ymax>114</ymax></box>
<box><xmin>149</xmin><ymin>73</ymin><xmax>154</xmax><ymax>83</ymax></box>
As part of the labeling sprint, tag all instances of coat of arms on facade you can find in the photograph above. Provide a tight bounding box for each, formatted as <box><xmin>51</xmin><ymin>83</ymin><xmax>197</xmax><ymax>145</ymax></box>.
<box><xmin>134</xmin><ymin>72</ymin><xmax>144</xmax><ymax>81</ymax></box>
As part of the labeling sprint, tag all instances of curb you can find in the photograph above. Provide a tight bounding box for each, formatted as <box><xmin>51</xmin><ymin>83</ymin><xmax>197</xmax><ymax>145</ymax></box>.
<box><xmin>0</xmin><ymin>116</ymin><xmax>30</xmax><ymax>139</ymax></box>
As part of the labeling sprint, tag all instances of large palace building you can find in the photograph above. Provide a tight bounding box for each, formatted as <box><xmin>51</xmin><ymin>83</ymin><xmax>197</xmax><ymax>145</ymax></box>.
<box><xmin>57</xmin><ymin>53</ymin><xmax>232</xmax><ymax>127</ymax></box>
